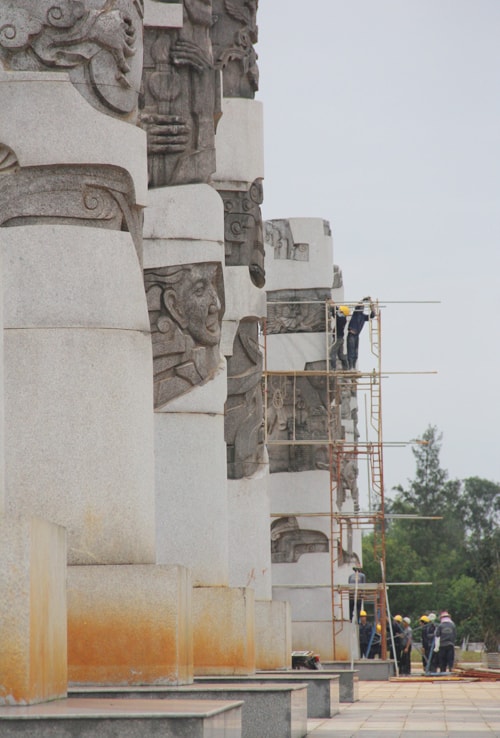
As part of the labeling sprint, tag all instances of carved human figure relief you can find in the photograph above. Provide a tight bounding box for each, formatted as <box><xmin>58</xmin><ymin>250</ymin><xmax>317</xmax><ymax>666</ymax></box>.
<box><xmin>140</xmin><ymin>0</ymin><xmax>219</xmax><ymax>187</ymax></box>
<box><xmin>266</xmin><ymin>367</ymin><xmax>332</xmax><ymax>474</ymax></box>
<box><xmin>144</xmin><ymin>262</ymin><xmax>224</xmax><ymax>407</ymax></box>
<box><xmin>0</xmin><ymin>0</ymin><xmax>144</xmax><ymax>120</ymax></box>
<box><xmin>266</xmin><ymin>289</ymin><xmax>330</xmax><ymax>334</ymax></box>
<box><xmin>225</xmin><ymin>320</ymin><xmax>265</xmax><ymax>479</ymax></box>
<box><xmin>219</xmin><ymin>178</ymin><xmax>265</xmax><ymax>287</ymax></box>
<box><xmin>211</xmin><ymin>0</ymin><xmax>259</xmax><ymax>98</ymax></box>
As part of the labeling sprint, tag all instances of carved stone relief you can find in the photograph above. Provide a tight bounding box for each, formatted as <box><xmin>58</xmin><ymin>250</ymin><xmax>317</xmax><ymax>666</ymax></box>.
<box><xmin>265</xmin><ymin>220</ymin><xmax>309</xmax><ymax>262</ymax></box>
<box><xmin>266</xmin><ymin>289</ymin><xmax>330</xmax><ymax>334</ymax></box>
<box><xmin>0</xmin><ymin>145</ymin><xmax>19</xmax><ymax>175</ymax></box>
<box><xmin>211</xmin><ymin>0</ymin><xmax>258</xmax><ymax>98</ymax></box>
<box><xmin>0</xmin><ymin>1</ymin><xmax>144</xmax><ymax>120</ymax></box>
<box><xmin>140</xmin><ymin>0</ymin><xmax>219</xmax><ymax>187</ymax></box>
<box><xmin>332</xmin><ymin>263</ymin><xmax>343</xmax><ymax>290</ymax></box>
<box><xmin>219</xmin><ymin>178</ymin><xmax>265</xmax><ymax>287</ymax></box>
<box><xmin>271</xmin><ymin>516</ymin><xmax>329</xmax><ymax>564</ymax></box>
<box><xmin>225</xmin><ymin>320</ymin><xmax>265</xmax><ymax>479</ymax></box>
<box><xmin>0</xmin><ymin>164</ymin><xmax>143</xmax><ymax>256</ymax></box>
<box><xmin>144</xmin><ymin>262</ymin><xmax>224</xmax><ymax>407</ymax></box>
<box><xmin>267</xmin><ymin>362</ymin><xmax>333</xmax><ymax>473</ymax></box>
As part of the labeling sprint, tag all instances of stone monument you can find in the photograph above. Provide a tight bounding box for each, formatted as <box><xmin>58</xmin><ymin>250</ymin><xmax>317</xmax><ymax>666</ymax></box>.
<box><xmin>265</xmin><ymin>218</ymin><xmax>362</xmax><ymax>660</ymax></box>
<box><xmin>0</xmin><ymin>0</ymin><xmax>191</xmax><ymax>691</ymax></box>
<box><xmin>142</xmin><ymin>0</ymin><xmax>255</xmax><ymax>676</ymax></box>
<box><xmin>212</xmin><ymin>0</ymin><xmax>291</xmax><ymax>669</ymax></box>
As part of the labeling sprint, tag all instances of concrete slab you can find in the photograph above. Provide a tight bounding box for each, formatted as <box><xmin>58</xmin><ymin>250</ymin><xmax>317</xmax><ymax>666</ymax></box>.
<box><xmin>0</xmin><ymin>697</ymin><xmax>242</xmax><ymax>737</ymax></box>
<box><xmin>322</xmin><ymin>659</ymin><xmax>395</xmax><ymax>680</ymax></box>
<box><xmin>70</xmin><ymin>684</ymin><xmax>308</xmax><ymax>738</ymax></box>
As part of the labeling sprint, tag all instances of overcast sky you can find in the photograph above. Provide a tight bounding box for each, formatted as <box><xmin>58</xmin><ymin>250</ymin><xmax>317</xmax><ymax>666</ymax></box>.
<box><xmin>256</xmin><ymin>0</ymin><xmax>500</xmax><ymax>500</ymax></box>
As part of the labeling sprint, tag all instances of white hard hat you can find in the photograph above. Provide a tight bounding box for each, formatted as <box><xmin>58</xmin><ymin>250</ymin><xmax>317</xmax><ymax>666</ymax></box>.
<box><xmin>403</xmin><ymin>617</ymin><xmax>411</xmax><ymax>625</ymax></box>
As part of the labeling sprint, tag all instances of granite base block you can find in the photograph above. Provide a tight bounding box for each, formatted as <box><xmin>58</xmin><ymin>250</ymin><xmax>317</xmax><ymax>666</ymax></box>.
<box><xmin>254</xmin><ymin>672</ymin><xmax>340</xmax><ymax>718</ymax></box>
<box><xmin>70</xmin><ymin>684</ymin><xmax>308</xmax><ymax>738</ymax></box>
<box><xmin>0</xmin><ymin>698</ymin><xmax>242</xmax><ymax>737</ymax></box>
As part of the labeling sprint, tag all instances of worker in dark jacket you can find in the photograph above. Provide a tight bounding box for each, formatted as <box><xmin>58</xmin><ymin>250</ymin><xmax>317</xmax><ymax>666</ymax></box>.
<box><xmin>328</xmin><ymin>301</ymin><xmax>349</xmax><ymax>370</ymax></box>
<box><xmin>358</xmin><ymin>610</ymin><xmax>372</xmax><ymax>658</ymax></box>
<box><xmin>434</xmin><ymin>611</ymin><xmax>457</xmax><ymax>672</ymax></box>
<box><xmin>347</xmin><ymin>297</ymin><xmax>376</xmax><ymax>370</ymax></box>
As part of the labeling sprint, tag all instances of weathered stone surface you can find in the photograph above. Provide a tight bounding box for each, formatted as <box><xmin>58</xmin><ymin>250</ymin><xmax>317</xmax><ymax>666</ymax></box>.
<box><xmin>140</xmin><ymin>0</ymin><xmax>219</xmax><ymax>187</ymax></box>
<box><xmin>212</xmin><ymin>0</ymin><xmax>259</xmax><ymax>98</ymax></box>
<box><xmin>0</xmin><ymin>516</ymin><xmax>67</xmax><ymax>705</ymax></box>
<box><xmin>68</xmin><ymin>565</ymin><xmax>193</xmax><ymax>686</ymax></box>
<box><xmin>271</xmin><ymin>516</ymin><xmax>329</xmax><ymax>564</ymax></box>
<box><xmin>225</xmin><ymin>320</ymin><xmax>265</xmax><ymax>479</ymax></box>
<box><xmin>219</xmin><ymin>178</ymin><xmax>265</xmax><ymax>287</ymax></box>
<box><xmin>144</xmin><ymin>262</ymin><xmax>225</xmax><ymax>407</ymax></box>
<box><xmin>0</xmin><ymin>1</ymin><xmax>144</xmax><ymax>122</ymax></box>
<box><xmin>3</xmin><ymin>226</ymin><xmax>155</xmax><ymax>566</ymax></box>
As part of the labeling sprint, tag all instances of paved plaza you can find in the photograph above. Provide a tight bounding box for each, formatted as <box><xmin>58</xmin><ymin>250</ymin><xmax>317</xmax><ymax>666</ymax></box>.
<box><xmin>307</xmin><ymin>679</ymin><xmax>500</xmax><ymax>737</ymax></box>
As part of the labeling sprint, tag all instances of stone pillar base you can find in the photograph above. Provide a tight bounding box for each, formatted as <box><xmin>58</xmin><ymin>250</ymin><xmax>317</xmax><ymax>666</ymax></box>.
<box><xmin>255</xmin><ymin>600</ymin><xmax>292</xmax><ymax>670</ymax></box>
<box><xmin>193</xmin><ymin>587</ymin><xmax>255</xmax><ymax>675</ymax></box>
<box><xmin>0</xmin><ymin>516</ymin><xmax>67</xmax><ymax>705</ymax></box>
<box><xmin>68</xmin><ymin>565</ymin><xmax>192</xmax><ymax>686</ymax></box>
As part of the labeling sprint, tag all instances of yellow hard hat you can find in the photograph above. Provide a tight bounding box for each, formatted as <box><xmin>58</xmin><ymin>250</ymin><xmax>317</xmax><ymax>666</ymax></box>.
<box><xmin>360</xmin><ymin>610</ymin><xmax>367</xmax><ymax>617</ymax></box>
<box><xmin>339</xmin><ymin>305</ymin><xmax>350</xmax><ymax>317</ymax></box>
<box><xmin>420</xmin><ymin>615</ymin><xmax>429</xmax><ymax>623</ymax></box>
<box><xmin>376</xmin><ymin>623</ymin><xmax>382</xmax><ymax>633</ymax></box>
<box><xmin>394</xmin><ymin>614</ymin><xmax>403</xmax><ymax>622</ymax></box>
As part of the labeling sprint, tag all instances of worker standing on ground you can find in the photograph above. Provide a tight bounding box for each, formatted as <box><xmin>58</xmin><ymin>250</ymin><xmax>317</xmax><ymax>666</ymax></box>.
<box><xmin>426</xmin><ymin>613</ymin><xmax>439</xmax><ymax>672</ymax></box>
<box><xmin>434</xmin><ymin>611</ymin><xmax>457</xmax><ymax>672</ymax></box>
<box><xmin>420</xmin><ymin>615</ymin><xmax>430</xmax><ymax>670</ymax></box>
<box><xmin>328</xmin><ymin>300</ymin><xmax>349</xmax><ymax>370</ymax></box>
<box><xmin>346</xmin><ymin>297</ymin><xmax>376</xmax><ymax>370</ymax></box>
<box><xmin>391</xmin><ymin>615</ymin><xmax>404</xmax><ymax>673</ymax></box>
<box><xmin>358</xmin><ymin>610</ymin><xmax>372</xmax><ymax>658</ymax></box>
<box><xmin>400</xmin><ymin>617</ymin><xmax>413</xmax><ymax>675</ymax></box>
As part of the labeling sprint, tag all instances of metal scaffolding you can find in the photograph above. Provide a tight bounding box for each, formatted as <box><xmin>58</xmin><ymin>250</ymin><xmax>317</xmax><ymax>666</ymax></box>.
<box><xmin>263</xmin><ymin>298</ymin><xmax>389</xmax><ymax>660</ymax></box>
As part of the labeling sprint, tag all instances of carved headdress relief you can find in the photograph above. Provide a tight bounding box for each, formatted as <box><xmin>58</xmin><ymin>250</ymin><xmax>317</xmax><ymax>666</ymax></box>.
<box><xmin>0</xmin><ymin>0</ymin><xmax>144</xmax><ymax>120</ymax></box>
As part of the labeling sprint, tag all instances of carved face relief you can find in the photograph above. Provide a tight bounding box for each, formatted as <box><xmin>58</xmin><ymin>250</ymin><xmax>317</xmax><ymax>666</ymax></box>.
<box><xmin>0</xmin><ymin>0</ymin><xmax>144</xmax><ymax>120</ymax></box>
<box><xmin>168</xmin><ymin>263</ymin><xmax>222</xmax><ymax>346</ymax></box>
<box><xmin>144</xmin><ymin>262</ymin><xmax>224</xmax><ymax>407</ymax></box>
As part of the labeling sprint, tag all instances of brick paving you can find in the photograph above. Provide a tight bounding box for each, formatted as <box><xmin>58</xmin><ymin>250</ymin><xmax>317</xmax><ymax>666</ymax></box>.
<box><xmin>307</xmin><ymin>680</ymin><xmax>500</xmax><ymax>737</ymax></box>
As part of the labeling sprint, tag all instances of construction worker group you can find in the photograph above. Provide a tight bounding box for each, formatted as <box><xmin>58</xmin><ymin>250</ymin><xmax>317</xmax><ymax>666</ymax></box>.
<box><xmin>358</xmin><ymin>610</ymin><xmax>457</xmax><ymax>675</ymax></box>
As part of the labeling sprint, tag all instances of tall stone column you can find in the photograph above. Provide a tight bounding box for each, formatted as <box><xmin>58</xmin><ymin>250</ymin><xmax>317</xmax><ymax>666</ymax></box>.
<box><xmin>211</xmin><ymin>0</ymin><xmax>291</xmax><ymax>669</ymax></box>
<box><xmin>142</xmin><ymin>0</ymin><xmax>254</xmax><ymax>675</ymax></box>
<box><xmin>0</xmin><ymin>1</ymin><xmax>191</xmax><ymax>688</ymax></box>
<box><xmin>265</xmin><ymin>218</ymin><xmax>361</xmax><ymax>661</ymax></box>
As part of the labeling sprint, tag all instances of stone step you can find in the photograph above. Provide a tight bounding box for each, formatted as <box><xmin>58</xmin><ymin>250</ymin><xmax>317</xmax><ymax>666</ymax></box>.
<box><xmin>0</xmin><ymin>697</ymin><xmax>242</xmax><ymax>737</ymax></box>
<box><xmin>70</xmin><ymin>683</ymin><xmax>308</xmax><ymax>738</ymax></box>
<box><xmin>197</xmin><ymin>672</ymin><xmax>340</xmax><ymax>718</ymax></box>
